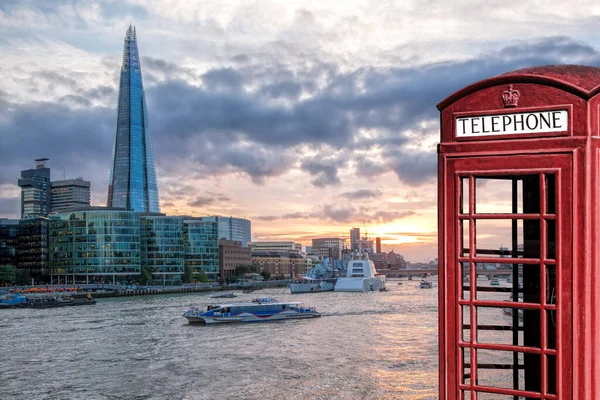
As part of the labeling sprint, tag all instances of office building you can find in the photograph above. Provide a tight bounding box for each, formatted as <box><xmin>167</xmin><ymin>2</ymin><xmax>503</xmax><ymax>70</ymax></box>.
<box><xmin>107</xmin><ymin>25</ymin><xmax>160</xmax><ymax>212</ymax></box>
<box><xmin>350</xmin><ymin>228</ymin><xmax>360</xmax><ymax>251</ymax></box>
<box><xmin>140</xmin><ymin>214</ymin><xmax>184</xmax><ymax>285</ymax></box>
<box><xmin>201</xmin><ymin>216</ymin><xmax>251</xmax><ymax>247</ymax></box>
<box><xmin>18</xmin><ymin>158</ymin><xmax>51</xmax><ymax>219</ymax></box>
<box><xmin>219</xmin><ymin>239</ymin><xmax>252</xmax><ymax>279</ymax></box>
<box><xmin>49</xmin><ymin>208</ymin><xmax>141</xmax><ymax>284</ymax></box>
<box><xmin>248</xmin><ymin>241</ymin><xmax>302</xmax><ymax>254</ymax></box>
<box><xmin>251</xmin><ymin>251</ymin><xmax>311</xmax><ymax>278</ymax></box>
<box><xmin>17</xmin><ymin>217</ymin><xmax>49</xmax><ymax>280</ymax></box>
<box><xmin>183</xmin><ymin>218</ymin><xmax>219</xmax><ymax>280</ymax></box>
<box><xmin>51</xmin><ymin>178</ymin><xmax>91</xmax><ymax>213</ymax></box>
<box><xmin>311</xmin><ymin>238</ymin><xmax>345</xmax><ymax>259</ymax></box>
<box><xmin>0</xmin><ymin>219</ymin><xmax>19</xmax><ymax>266</ymax></box>
<box><xmin>376</xmin><ymin>237</ymin><xmax>382</xmax><ymax>254</ymax></box>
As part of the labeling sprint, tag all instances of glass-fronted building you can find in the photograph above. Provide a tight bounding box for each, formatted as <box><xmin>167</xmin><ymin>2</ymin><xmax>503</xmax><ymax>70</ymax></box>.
<box><xmin>183</xmin><ymin>219</ymin><xmax>219</xmax><ymax>280</ymax></box>
<box><xmin>140</xmin><ymin>214</ymin><xmax>184</xmax><ymax>285</ymax></box>
<box><xmin>0</xmin><ymin>219</ymin><xmax>20</xmax><ymax>266</ymax></box>
<box><xmin>17</xmin><ymin>217</ymin><xmax>49</xmax><ymax>280</ymax></box>
<box><xmin>201</xmin><ymin>216</ymin><xmax>251</xmax><ymax>247</ymax></box>
<box><xmin>49</xmin><ymin>208</ymin><xmax>140</xmax><ymax>284</ymax></box>
<box><xmin>107</xmin><ymin>25</ymin><xmax>160</xmax><ymax>213</ymax></box>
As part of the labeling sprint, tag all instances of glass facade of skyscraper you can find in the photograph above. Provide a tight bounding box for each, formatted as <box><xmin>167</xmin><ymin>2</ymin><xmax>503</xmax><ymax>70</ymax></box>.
<box><xmin>200</xmin><ymin>216</ymin><xmax>251</xmax><ymax>247</ymax></box>
<box><xmin>49</xmin><ymin>209</ymin><xmax>140</xmax><ymax>282</ymax></box>
<box><xmin>183</xmin><ymin>219</ymin><xmax>219</xmax><ymax>280</ymax></box>
<box><xmin>140</xmin><ymin>215</ymin><xmax>184</xmax><ymax>284</ymax></box>
<box><xmin>107</xmin><ymin>26</ymin><xmax>160</xmax><ymax>213</ymax></box>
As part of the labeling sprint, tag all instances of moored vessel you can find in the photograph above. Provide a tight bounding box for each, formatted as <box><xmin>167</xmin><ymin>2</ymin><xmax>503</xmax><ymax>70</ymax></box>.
<box><xmin>183</xmin><ymin>301</ymin><xmax>321</xmax><ymax>324</ymax></box>
<box><xmin>334</xmin><ymin>253</ymin><xmax>386</xmax><ymax>292</ymax></box>
<box><xmin>290</xmin><ymin>278</ymin><xmax>336</xmax><ymax>294</ymax></box>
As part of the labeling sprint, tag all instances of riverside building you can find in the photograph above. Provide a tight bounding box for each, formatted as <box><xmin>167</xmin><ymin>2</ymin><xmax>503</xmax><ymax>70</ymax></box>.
<box><xmin>183</xmin><ymin>218</ymin><xmax>219</xmax><ymax>280</ymax></box>
<box><xmin>0</xmin><ymin>219</ymin><xmax>19</xmax><ymax>266</ymax></box>
<box><xmin>219</xmin><ymin>239</ymin><xmax>251</xmax><ymax>279</ymax></box>
<box><xmin>248</xmin><ymin>241</ymin><xmax>302</xmax><ymax>254</ymax></box>
<box><xmin>107</xmin><ymin>26</ymin><xmax>160</xmax><ymax>213</ymax></box>
<box><xmin>49</xmin><ymin>208</ymin><xmax>140</xmax><ymax>284</ymax></box>
<box><xmin>140</xmin><ymin>214</ymin><xmax>184</xmax><ymax>285</ymax></box>
<box><xmin>200</xmin><ymin>216</ymin><xmax>251</xmax><ymax>247</ymax></box>
<box><xmin>47</xmin><ymin>210</ymin><xmax>220</xmax><ymax>284</ymax></box>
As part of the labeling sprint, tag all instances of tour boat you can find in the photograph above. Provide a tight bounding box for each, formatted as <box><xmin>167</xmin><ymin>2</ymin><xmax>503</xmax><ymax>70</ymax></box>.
<box><xmin>334</xmin><ymin>253</ymin><xmax>386</xmax><ymax>292</ymax></box>
<box><xmin>182</xmin><ymin>301</ymin><xmax>321</xmax><ymax>324</ymax></box>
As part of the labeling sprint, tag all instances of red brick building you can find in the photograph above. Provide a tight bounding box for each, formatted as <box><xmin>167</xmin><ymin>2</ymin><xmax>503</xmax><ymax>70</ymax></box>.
<box><xmin>219</xmin><ymin>239</ymin><xmax>251</xmax><ymax>278</ymax></box>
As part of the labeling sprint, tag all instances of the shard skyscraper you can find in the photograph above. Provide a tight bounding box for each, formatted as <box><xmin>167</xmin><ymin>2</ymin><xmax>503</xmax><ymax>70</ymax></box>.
<box><xmin>107</xmin><ymin>25</ymin><xmax>160</xmax><ymax>212</ymax></box>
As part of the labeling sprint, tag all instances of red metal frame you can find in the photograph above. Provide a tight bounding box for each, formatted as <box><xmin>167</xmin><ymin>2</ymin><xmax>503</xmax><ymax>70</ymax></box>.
<box><xmin>438</xmin><ymin>65</ymin><xmax>600</xmax><ymax>400</ymax></box>
<box><xmin>445</xmin><ymin>156</ymin><xmax>572</xmax><ymax>399</ymax></box>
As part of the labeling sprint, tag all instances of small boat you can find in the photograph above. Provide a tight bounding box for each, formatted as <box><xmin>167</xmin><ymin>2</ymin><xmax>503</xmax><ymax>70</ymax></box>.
<box><xmin>397</xmin><ymin>282</ymin><xmax>402</xmax><ymax>285</ymax></box>
<box><xmin>490</xmin><ymin>278</ymin><xmax>500</xmax><ymax>286</ymax></box>
<box><xmin>0</xmin><ymin>293</ymin><xmax>28</xmax><ymax>309</ymax></box>
<box><xmin>251</xmin><ymin>297</ymin><xmax>276</xmax><ymax>303</ymax></box>
<box><xmin>27</xmin><ymin>294</ymin><xmax>97</xmax><ymax>308</ymax></box>
<box><xmin>419</xmin><ymin>280</ymin><xmax>433</xmax><ymax>289</ymax></box>
<box><xmin>183</xmin><ymin>301</ymin><xmax>321</xmax><ymax>324</ymax></box>
<box><xmin>211</xmin><ymin>292</ymin><xmax>236</xmax><ymax>299</ymax></box>
<box><xmin>379</xmin><ymin>287</ymin><xmax>388</xmax><ymax>291</ymax></box>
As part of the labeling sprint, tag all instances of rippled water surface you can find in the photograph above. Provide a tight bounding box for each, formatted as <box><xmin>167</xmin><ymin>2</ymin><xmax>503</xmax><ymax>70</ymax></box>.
<box><xmin>0</xmin><ymin>279</ymin><xmax>439</xmax><ymax>399</ymax></box>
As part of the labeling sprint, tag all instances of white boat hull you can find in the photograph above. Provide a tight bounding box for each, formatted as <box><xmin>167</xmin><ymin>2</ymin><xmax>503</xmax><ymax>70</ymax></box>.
<box><xmin>334</xmin><ymin>276</ymin><xmax>387</xmax><ymax>292</ymax></box>
<box><xmin>184</xmin><ymin>310</ymin><xmax>321</xmax><ymax>324</ymax></box>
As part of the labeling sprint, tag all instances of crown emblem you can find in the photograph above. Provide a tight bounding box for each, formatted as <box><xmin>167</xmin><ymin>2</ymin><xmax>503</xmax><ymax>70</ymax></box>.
<box><xmin>502</xmin><ymin>85</ymin><xmax>520</xmax><ymax>108</ymax></box>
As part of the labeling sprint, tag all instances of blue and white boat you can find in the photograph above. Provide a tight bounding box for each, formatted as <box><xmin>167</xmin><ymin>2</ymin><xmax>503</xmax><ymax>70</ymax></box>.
<box><xmin>183</xmin><ymin>301</ymin><xmax>321</xmax><ymax>324</ymax></box>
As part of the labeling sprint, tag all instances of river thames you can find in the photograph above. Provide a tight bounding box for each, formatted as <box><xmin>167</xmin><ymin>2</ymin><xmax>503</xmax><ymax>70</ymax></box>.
<box><xmin>0</xmin><ymin>279</ymin><xmax>438</xmax><ymax>400</ymax></box>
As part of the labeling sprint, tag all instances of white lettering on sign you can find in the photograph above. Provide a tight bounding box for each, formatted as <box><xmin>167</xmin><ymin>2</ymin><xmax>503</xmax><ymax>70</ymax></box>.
<box><xmin>456</xmin><ymin>110</ymin><xmax>568</xmax><ymax>137</ymax></box>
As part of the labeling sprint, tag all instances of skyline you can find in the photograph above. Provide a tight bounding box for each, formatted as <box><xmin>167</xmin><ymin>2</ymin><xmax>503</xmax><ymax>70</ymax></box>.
<box><xmin>3</xmin><ymin>2</ymin><xmax>600</xmax><ymax>261</ymax></box>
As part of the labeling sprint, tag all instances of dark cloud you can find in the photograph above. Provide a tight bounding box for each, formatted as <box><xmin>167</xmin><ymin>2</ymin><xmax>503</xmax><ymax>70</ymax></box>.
<box><xmin>0</xmin><ymin>100</ymin><xmax>113</xmax><ymax>205</ymax></box>
<box><xmin>2</xmin><ymin>35</ymin><xmax>600</xmax><ymax>215</ymax></box>
<box><xmin>253</xmin><ymin>204</ymin><xmax>415</xmax><ymax>224</ymax></box>
<box><xmin>300</xmin><ymin>156</ymin><xmax>343</xmax><ymax>187</ymax></box>
<box><xmin>144</xmin><ymin>36</ymin><xmax>600</xmax><ymax>187</ymax></box>
<box><xmin>341</xmin><ymin>189</ymin><xmax>382</xmax><ymax>200</ymax></box>
<box><xmin>188</xmin><ymin>196</ymin><xmax>216</xmax><ymax>207</ymax></box>
<box><xmin>201</xmin><ymin>68</ymin><xmax>245</xmax><ymax>92</ymax></box>
<box><xmin>188</xmin><ymin>194</ymin><xmax>231</xmax><ymax>208</ymax></box>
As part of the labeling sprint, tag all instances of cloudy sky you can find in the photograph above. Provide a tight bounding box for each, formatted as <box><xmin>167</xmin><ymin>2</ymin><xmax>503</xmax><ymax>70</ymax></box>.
<box><xmin>2</xmin><ymin>1</ymin><xmax>600</xmax><ymax>261</ymax></box>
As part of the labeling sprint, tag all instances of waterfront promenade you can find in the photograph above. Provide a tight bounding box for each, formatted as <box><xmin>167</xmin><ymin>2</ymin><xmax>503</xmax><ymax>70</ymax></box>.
<box><xmin>0</xmin><ymin>280</ymin><xmax>292</xmax><ymax>300</ymax></box>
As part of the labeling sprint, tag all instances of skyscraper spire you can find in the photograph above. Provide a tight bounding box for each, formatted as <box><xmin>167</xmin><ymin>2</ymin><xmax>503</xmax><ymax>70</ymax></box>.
<box><xmin>107</xmin><ymin>26</ymin><xmax>160</xmax><ymax>212</ymax></box>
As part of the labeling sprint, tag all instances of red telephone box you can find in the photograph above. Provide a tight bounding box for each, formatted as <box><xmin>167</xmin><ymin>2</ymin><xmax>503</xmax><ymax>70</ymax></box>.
<box><xmin>438</xmin><ymin>65</ymin><xmax>600</xmax><ymax>399</ymax></box>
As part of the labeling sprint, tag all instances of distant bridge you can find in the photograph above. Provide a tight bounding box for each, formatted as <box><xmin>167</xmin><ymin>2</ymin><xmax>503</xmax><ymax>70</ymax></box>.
<box><xmin>381</xmin><ymin>269</ymin><xmax>514</xmax><ymax>278</ymax></box>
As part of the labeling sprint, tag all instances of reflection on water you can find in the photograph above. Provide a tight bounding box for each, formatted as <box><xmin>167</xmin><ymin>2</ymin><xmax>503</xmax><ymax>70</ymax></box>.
<box><xmin>0</xmin><ymin>280</ymin><xmax>439</xmax><ymax>400</ymax></box>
